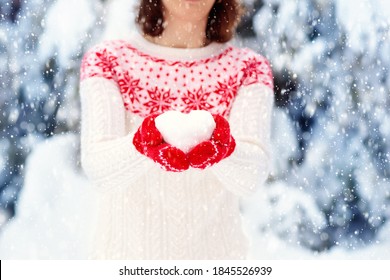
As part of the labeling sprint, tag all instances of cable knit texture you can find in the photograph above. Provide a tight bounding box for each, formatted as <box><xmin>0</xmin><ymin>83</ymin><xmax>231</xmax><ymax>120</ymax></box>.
<box><xmin>79</xmin><ymin>30</ymin><xmax>274</xmax><ymax>259</ymax></box>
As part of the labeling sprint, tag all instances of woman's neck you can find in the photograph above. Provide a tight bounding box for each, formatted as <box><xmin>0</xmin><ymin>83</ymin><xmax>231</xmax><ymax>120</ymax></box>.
<box><xmin>144</xmin><ymin>16</ymin><xmax>209</xmax><ymax>49</ymax></box>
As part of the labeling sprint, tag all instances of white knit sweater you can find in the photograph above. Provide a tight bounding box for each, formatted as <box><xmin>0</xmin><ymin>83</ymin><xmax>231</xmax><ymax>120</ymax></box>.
<box><xmin>80</xmin><ymin>31</ymin><xmax>274</xmax><ymax>259</ymax></box>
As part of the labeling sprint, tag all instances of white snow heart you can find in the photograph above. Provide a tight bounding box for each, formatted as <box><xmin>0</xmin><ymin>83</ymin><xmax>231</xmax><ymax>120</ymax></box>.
<box><xmin>155</xmin><ymin>110</ymin><xmax>216</xmax><ymax>153</ymax></box>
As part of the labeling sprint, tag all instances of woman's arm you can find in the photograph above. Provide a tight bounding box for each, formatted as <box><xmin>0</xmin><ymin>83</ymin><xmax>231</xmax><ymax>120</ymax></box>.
<box><xmin>80</xmin><ymin>76</ymin><xmax>153</xmax><ymax>191</ymax></box>
<box><xmin>209</xmin><ymin>83</ymin><xmax>274</xmax><ymax>197</ymax></box>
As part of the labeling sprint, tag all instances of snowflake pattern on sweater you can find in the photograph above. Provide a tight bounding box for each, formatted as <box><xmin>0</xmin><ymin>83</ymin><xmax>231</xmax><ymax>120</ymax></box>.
<box><xmin>80</xmin><ymin>40</ymin><xmax>273</xmax><ymax>118</ymax></box>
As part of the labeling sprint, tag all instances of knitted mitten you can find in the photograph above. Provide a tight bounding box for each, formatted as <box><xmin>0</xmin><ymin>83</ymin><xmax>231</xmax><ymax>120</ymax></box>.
<box><xmin>188</xmin><ymin>114</ymin><xmax>236</xmax><ymax>169</ymax></box>
<box><xmin>133</xmin><ymin>114</ymin><xmax>190</xmax><ymax>172</ymax></box>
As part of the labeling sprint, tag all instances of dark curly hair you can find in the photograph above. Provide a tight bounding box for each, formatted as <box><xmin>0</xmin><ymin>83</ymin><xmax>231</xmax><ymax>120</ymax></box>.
<box><xmin>136</xmin><ymin>0</ymin><xmax>244</xmax><ymax>43</ymax></box>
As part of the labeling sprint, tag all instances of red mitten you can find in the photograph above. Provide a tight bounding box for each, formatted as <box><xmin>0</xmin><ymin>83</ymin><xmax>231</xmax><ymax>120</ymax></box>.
<box><xmin>188</xmin><ymin>115</ymin><xmax>236</xmax><ymax>169</ymax></box>
<box><xmin>133</xmin><ymin>114</ymin><xmax>189</xmax><ymax>172</ymax></box>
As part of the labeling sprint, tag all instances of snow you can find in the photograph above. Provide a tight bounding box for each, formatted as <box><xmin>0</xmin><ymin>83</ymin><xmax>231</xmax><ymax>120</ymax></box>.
<box><xmin>336</xmin><ymin>0</ymin><xmax>390</xmax><ymax>56</ymax></box>
<box><xmin>0</xmin><ymin>134</ymin><xmax>98</xmax><ymax>259</ymax></box>
<box><xmin>38</xmin><ymin>0</ymin><xmax>96</xmax><ymax>66</ymax></box>
<box><xmin>1</xmin><ymin>0</ymin><xmax>390</xmax><ymax>260</ymax></box>
<box><xmin>253</xmin><ymin>0</ymin><xmax>390</xmax><ymax>254</ymax></box>
<box><xmin>242</xmin><ymin>182</ymin><xmax>390</xmax><ymax>259</ymax></box>
<box><xmin>101</xmin><ymin>0</ymin><xmax>138</xmax><ymax>41</ymax></box>
<box><xmin>155</xmin><ymin>110</ymin><xmax>216</xmax><ymax>153</ymax></box>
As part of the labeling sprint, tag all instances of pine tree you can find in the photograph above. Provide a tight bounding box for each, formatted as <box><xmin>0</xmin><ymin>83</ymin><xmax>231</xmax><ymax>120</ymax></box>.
<box><xmin>249</xmin><ymin>0</ymin><xmax>390</xmax><ymax>251</ymax></box>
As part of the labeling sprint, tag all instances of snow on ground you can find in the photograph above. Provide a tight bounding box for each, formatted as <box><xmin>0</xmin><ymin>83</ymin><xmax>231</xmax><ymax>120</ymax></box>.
<box><xmin>0</xmin><ymin>134</ymin><xmax>98</xmax><ymax>259</ymax></box>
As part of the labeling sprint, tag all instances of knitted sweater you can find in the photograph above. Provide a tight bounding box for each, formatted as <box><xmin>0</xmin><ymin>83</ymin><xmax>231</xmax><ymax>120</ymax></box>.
<box><xmin>79</xmin><ymin>30</ymin><xmax>274</xmax><ymax>259</ymax></box>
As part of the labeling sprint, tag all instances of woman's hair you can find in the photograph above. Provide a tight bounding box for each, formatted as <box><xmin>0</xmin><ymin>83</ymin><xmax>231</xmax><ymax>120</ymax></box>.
<box><xmin>136</xmin><ymin>0</ymin><xmax>244</xmax><ymax>43</ymax></box>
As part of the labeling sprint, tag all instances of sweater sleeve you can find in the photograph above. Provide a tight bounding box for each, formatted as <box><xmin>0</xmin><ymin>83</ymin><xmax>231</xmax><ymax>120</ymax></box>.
<box><xmin>209</xmin><ymin>84</ymin><xmax>274</xmax><ymax>197</ymax></box>
<box><xmin>79</xmin><ymin>77</ymin><xmax>154</xmax><ymax>192</ymax></box>
<box><xmin>208</xmin><ymin>51</ymin><xmax>275</xmax><ymax>197</ymax></box>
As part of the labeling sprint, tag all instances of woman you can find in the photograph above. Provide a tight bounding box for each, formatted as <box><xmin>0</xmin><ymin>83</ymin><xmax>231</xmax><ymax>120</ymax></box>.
<box><xmin>79</xmin><ymin>0</ymin><xmax>274</xmax><ymax>259</ymax></box>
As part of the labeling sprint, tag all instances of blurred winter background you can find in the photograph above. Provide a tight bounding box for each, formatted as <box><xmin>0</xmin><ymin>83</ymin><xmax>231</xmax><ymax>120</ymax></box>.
<box><xmin>0</xmin><ymin>0</ymin><xmax>389</xmax><ymax>259</ymax></box>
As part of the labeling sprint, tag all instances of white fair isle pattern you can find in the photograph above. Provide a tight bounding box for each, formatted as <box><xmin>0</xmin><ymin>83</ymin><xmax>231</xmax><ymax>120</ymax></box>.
<box><xmin>79</xmin><ymin>31</ymin><xmax>274</xmax><ymax>259</ymax></box>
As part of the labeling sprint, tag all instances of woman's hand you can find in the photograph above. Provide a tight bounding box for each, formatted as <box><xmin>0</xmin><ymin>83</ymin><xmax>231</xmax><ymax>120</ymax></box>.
<box><xmin>187</xmin><ymin>114</ymin><xmax>236</xmax><ymax>169</ymax></box>
<box><xmin>133</xmin><ymin>114</ymin><xmax>190</xmax><ymax>172</ymax></box>
<box><xmin>133</xmin><ymin>113</ymin><xmax>235</xmax><ymax>171</ymax></box>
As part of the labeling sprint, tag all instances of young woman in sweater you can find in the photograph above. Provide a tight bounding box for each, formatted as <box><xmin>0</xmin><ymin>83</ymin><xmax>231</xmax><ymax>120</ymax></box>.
<box><xmin>79</xmin><ymin>0</ymin><xmax>274</xmax><ymax>259</ymax></box>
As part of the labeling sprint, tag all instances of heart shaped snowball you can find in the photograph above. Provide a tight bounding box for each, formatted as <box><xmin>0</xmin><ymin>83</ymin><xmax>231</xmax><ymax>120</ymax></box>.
<box><xmin>155</xmin><ymin>110</ymin><xmax>216</xmax><ymax>153</ymax></box>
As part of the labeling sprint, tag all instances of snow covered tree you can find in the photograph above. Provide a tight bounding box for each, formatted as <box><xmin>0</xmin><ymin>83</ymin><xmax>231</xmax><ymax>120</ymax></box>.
<box><xmin>0</xmin><ymin>0</ymin><xmax>102</xmax><ymax>219</ymax></box>
<box><xmin>1</xmin><ymin>0</ymin><xmax>389</xmax><ymax>257</ymax></box>
<box><xmin>246</xmin><ymin>0</ymin><xmax>390</xmax><ymax>251</ymax></box>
